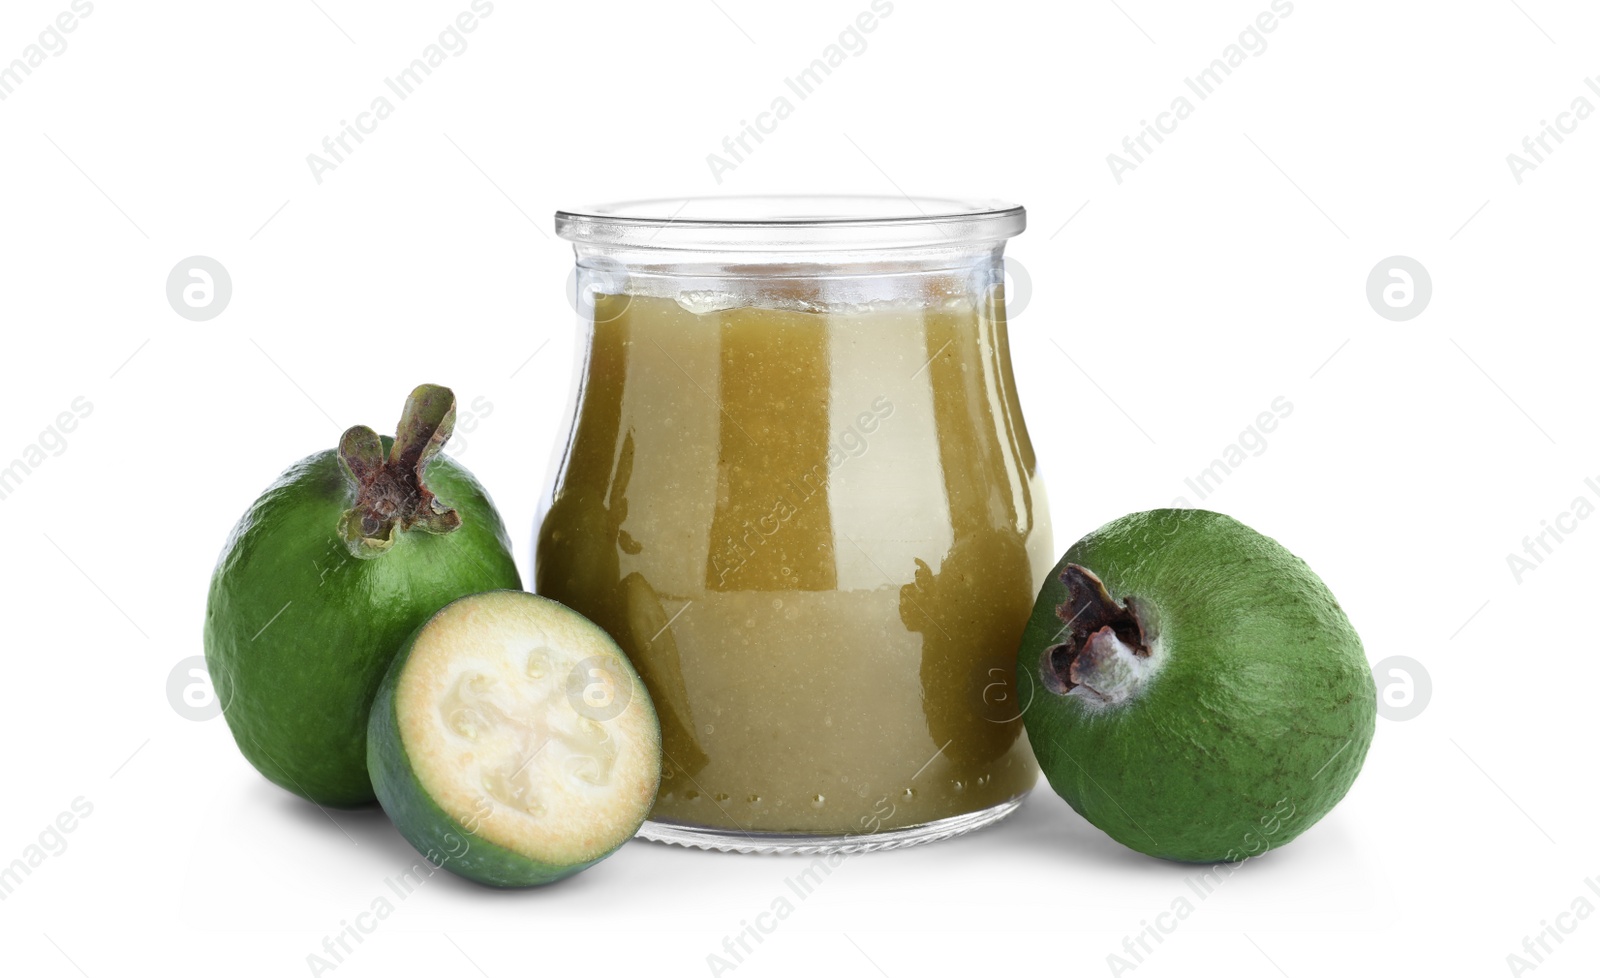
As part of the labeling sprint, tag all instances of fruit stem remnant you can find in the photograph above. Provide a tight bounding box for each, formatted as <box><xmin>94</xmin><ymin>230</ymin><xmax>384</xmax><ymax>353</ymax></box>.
<box><xmin>337</xmin><ymin>384</ymin><xmax>462</xmax><ymax>558</ymax></box>
<box><xmin>1041</xmin><ymin>565</ymin><xmax>1158</xmax><ymax>706</ymax></box>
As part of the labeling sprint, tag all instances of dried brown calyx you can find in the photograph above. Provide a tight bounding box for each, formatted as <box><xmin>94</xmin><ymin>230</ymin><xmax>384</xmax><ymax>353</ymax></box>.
<box><xmin>1041</xmin><ymin>564</ymin><xmax>1157</xmax><ymax>704</ymax></box>
<box><xmin>337</xmin><ymin>384</ymin><xmax>462</xmax><ymax>558</ymax></box>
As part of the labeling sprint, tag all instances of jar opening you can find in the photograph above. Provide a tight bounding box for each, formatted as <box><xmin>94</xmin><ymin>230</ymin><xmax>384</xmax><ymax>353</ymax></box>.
<box><xmin>555</xmin><ymin>195</ymin><xmax>1024</xmax><ymax>254</ymax></box>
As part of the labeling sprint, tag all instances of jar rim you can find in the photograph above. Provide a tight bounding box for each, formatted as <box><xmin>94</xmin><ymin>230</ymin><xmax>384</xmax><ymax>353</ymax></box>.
<box><xmin>555</xmin><ymin>195</ymin><xmax>1024</xmax><ymax>252</ymax></box>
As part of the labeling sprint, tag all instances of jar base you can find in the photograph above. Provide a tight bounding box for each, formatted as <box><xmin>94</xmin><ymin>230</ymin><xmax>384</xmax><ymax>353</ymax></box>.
<box><xmin>636</xmin><ymin>791</ymin><xmax>1028</xmax><ymax>855</ymax></box>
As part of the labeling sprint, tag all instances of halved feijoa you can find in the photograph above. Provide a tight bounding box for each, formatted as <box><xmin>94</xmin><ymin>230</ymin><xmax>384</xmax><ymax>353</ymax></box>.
<box><xmin>367</xmin><ymin>590</ymin><xmax>662</xmax><ymax>887</ymax></box>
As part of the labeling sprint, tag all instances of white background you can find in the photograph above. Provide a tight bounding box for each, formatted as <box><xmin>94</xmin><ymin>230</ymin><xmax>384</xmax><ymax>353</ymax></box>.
<box><xmin>1</xmin><ymin>1</ymin><xmax>1594</xmax><ymax>975</ymax></box>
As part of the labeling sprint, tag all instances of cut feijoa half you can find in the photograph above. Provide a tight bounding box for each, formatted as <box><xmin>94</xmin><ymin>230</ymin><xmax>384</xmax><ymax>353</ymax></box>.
<box><xmin>367</xmin><ymin>590</ymin><xmax>662</xmax><ymax>886</ymax></box>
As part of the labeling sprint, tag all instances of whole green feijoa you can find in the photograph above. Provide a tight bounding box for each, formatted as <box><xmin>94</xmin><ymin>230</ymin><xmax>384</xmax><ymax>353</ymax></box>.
<box><xmin>204</xmin><ymin>385</ymin><xmax>522</xmax><ymax>808</ymax></box>
<box><xmin>1018</xmin><ymin>509</ymin><xmax>1375</xmax><ymax>863</ymax></box>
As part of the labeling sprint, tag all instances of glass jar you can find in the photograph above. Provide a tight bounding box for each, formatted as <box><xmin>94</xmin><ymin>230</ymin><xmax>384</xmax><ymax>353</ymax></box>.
<box><xmin>539</xmin><ymin>196</ymin><xmax>1051</xmax><ymax>853</ymax></box>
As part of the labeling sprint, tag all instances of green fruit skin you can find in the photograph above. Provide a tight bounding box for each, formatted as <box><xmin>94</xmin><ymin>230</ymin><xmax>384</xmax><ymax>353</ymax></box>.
<box><xmin>1019</xmin><ymin>509</ymin><xmax>1376</xmax><ymax>863</ymax></box>
<box><xmin>366</xmin><ymin>592</ymin><xmax>658</xmax><ymax>887</ymax></box>
<box><xmin>204</xmin><ymin>447</ymin><xmax>521</xmax><ymax>808</ymax></box>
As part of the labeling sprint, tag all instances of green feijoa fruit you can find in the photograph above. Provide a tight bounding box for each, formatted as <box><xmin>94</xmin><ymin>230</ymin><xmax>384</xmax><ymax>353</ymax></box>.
<box><xmin>367</xmin><ymin>590</ymin><xmax>661</xmax><ymax>887</ymax></box>
<box><xmin>1018</xmin><ymin>509</ymin><xmax>1375</xmax><ymax>863</ymax></box>
<box><xmin>204</xmin><ymin>385</ymin><xmax>522</xmax><ymax>808</ymax></box>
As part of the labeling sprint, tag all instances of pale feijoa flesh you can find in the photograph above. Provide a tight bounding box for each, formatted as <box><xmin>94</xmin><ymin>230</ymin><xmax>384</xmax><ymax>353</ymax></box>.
<box><xmin>1018</xmin><ymin>509</ymin><xmax>1375</xmax><ymax>863</ymax></box>
<box><xmin>367</xmin><ymin>590</ymin><xmax>662</xmax><ymax>887</ymax></box>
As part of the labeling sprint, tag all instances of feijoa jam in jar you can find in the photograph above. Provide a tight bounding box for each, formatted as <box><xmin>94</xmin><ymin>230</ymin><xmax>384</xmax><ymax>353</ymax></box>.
<box><xmin>539</xmin><ymin>197</ymin><xmax>1051</xmax><ymax>852</ymax></box>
